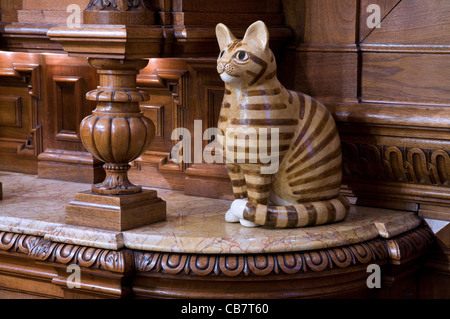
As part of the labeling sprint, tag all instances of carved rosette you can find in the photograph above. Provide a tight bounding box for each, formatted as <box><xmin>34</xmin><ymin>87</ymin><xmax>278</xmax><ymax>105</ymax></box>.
<box><xmin>80</xmin><ymin>58</ymin><xmax>155</xmax><ymax>195</ymax></box>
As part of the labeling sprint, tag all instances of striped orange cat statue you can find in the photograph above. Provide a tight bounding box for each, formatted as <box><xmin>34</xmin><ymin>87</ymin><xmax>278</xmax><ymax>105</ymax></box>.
<box><xmin>216</xmin><ymin>21</ymin><xmax>350</xmax><ymax>228</ymax></box>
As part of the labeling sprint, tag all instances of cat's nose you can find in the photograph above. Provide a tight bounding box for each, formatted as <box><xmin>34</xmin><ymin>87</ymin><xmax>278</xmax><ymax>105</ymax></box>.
<box><xmin>217</xmin><ymin>63</ymin><xmax>225</xmax><ymax>74</ymax></box>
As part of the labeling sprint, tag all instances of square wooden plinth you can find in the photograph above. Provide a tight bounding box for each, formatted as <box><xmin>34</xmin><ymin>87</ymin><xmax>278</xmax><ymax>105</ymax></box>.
<box><xmin>66</xmin><ymin>189</ymin><xmax>166</xmax><ymax>231</ymax></box>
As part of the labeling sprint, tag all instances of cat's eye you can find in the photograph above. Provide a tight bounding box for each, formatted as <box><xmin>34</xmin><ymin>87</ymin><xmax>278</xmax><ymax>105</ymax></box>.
<box><xmin>219</xmin><ymin>50</ymin><xmax>225</xmax><ymax>58</ymax></box>
<box><xmin>236</xmin><ymin>51</ymin><xmax>249</xmax><ymax>61</ymax></box>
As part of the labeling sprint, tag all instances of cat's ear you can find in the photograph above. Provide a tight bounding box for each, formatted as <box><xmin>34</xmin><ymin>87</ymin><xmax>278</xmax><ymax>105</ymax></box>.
<box><xmin>216</xmin><ymin>23</ymin><xmax>237</xmax><ymax>52</ymax></box>
<box><xmin>243</xmin><ymin>20</ymin><xmax>269</xmax><ymax>51</ymax></box>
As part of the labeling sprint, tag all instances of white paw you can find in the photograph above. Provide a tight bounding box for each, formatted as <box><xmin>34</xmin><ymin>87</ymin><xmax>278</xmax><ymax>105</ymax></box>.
<box><xmin>225</xmin><ymin>199</ymin><xmax>247</xmax><ymax>223</ymax></box>
<box><xmin>225</xmin><ymin>209</ymin><xmax>240</xmax><ymax>223</ymax></box>
<box><xmin>239</xmin><ymin>219</ymin><xmax>259</xmax><ymax>227</ymax></box>
<box><xmin>225</xmin><ymin>199</ymin><xmax>260</xmax><ymax>227</ymax></box>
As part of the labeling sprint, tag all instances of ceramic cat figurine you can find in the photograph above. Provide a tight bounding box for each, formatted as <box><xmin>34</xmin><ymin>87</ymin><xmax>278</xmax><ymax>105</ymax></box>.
<box><xmin>216</xmin><ymin>21</ymin><xmax>350</xmax><ymax>228</ymax></box>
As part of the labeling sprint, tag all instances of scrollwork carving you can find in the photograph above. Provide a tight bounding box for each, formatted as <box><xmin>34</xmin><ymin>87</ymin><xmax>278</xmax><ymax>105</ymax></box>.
<box><xmin>134</xmin><ymin>238</ymin><xmax>390</xmax><ymax>277</ymax></box>
<box><xmin>0</xmin><ymin>228</ymin><xmax>434</xmax><ymax>277</ymax></box>
<box><xmin>27</xmin><ymin>238</ymin><xmax>133</xmax><ymax>273</ymax></box>
<box><xmin>342</xmin><ymin>143</ymin><xmax>450</xmax><ymax>186</ymax></box>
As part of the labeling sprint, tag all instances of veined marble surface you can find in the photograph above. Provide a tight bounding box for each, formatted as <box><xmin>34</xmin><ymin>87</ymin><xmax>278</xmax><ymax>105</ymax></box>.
<box><xmin>0</xmin><ymin>172</ymin><xmax>422</xmax><ymax>253</ymax></box>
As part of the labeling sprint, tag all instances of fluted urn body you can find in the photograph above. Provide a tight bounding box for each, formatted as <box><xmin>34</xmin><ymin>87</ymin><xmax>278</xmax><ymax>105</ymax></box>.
<box><xmin>80</xmin><ymin>58</ymin><xmax>154</xmax><ymax>195</ymax></box>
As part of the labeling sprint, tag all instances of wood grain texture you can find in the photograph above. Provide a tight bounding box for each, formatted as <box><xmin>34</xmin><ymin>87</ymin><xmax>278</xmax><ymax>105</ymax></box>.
<box><xmin>0</xmin><ymin>226</ymin><xmax>435</xmax><ymax>299</ymax></box>
<box><xmin>1</xmin><ymin>0</ymin><xmax>292</xmax><ymax>58</ymax></box>
<box><xmin>359</xmin><ymin>0</ymin><xmax>401</xmax><ymax>42</ymax></box>
<box><xmin>280</xmin><ymin>0</ymin><xmax>450</xmax><ymax>228</ymax></box>
<box><xmin>295</xmin><ymin>51</ymin><xmax>358</xmax><ymax>101</ymax></box>
<box><xmin>361</xmin><ymin>0</ymin><xmax>450</xmax><ymax>50</ymax></box>
<box><xmin>66</xmin><ymin>189</ymin><xmax>166</xmax><ymax>231</ymax></box>
<box><xmin>0</xmin><ymin>57</ymin><xmax>42</xmax><ymax>174</ymax></box>
<box><xmin>362</xmin><ymin>53</ymin><xmax>450</xmax><ymax>104</ymax></box>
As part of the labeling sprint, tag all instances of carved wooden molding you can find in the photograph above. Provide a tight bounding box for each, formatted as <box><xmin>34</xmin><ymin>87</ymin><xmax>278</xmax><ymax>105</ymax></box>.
<box><xmin>134</xmin><ymin>240</ymin><xmax>388</xmax><ymax>277</ymax></box>
<box><xmin>29</xmin><ymin>238</ymin><xmax>134</xmax><ymax>273</ymax></box>
<box><xmin>0</xmin><ymin>232</ymin><xmax>40</xmax><ymax>255</ymax></box>
<box><xmin>386</xmin><ymin>227</ymin><xmax>435</xmax><ymax>265</ymax></box>
<box><xmin>0</xmin><ymin>232</ymin><xmax>132</xmax><ymax>273</ymax></box>
<box><xmin>134</xmin><ymin>228</ymin><xmax>434</xmax><ymax>277</ymax></box>
<box><xmin>0</xmin><ymin>227</ymin><xmax>434</xmax><ymax>277</ymax></box>
<box><xmin>342</xmin><ymin>143</ymin><xmax>450</xmax><ymax>187</ymax></box>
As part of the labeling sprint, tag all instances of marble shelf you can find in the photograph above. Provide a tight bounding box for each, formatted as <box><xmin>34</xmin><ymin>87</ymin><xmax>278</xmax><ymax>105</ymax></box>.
<box><xmin>0</xmin><ymin>171</ymin><xmax>422</xmax><ymax>254</ymax></box>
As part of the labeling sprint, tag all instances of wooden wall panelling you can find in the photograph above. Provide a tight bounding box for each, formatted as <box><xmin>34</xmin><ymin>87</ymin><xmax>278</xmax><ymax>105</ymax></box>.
<box><xmin>285</xmin><ymin>0</ymin><xmax>359</xmax><ymax>103</ymax></box>
<box><xmin>280</xmin><ymin>0</ymin><xmax>450</xmax><ymax>297</ymax></box>
<box><xmin>169</xmin><ymin>0</ymin><xmax>292</xmax><ymax>57</ymax></box>
<box><xmin>181</xmin><ymin>59</ymin><xmax>233</xmax><ymax>199</ymax></box>
<box><xmin>419</xmin><ymin>243</ymin><xmax>450</xmax><ymax>299</ymax></box>
<box><xmin>128</xmin><ymin>58</ymin><xmax>235</xmax><ymax>199</ymax></box>
<box><xmin>129</xmin><ymin>58</ymin><xmax>188</xmax><ymax>190</ymax></box>
<box><xmin>361</xmin><ymin>53</ymin><xmax>450</xmax><ymax>104</ymax></box>
<box><xmin>359</xmin><ymin>0</ymin><xmax>450</xmax><ymax>52</ymax></box>
<box><xmin>280</xmin><ymin>0</ymin><xmax>450</xmax><ymax>217</ymax></box>
<box><xmin>37</xmin><ymin>53</ymin><xmax>104</xmax><ymax>183</ymax></box>
<box><xmin>0</xmin><ymin>56</ymin><xmax>42</xmax><ymax>174</ymax></box>
<box><xmin>358</xmin><ymin>0</ymin><xmax>401</xmax><ymax>42</ymax></box>
<box><xmin>0</xmin><ymin>0</ymin><xmax>21</xmax><ymax>23</ymax></box>
<box><xmin>353</xmin><ymin>0</ymin><xmax>450</xmax><ymax>218</ymax></box>
<box><xmin>1</xmin><ymin>0</ymin><xmax>292</xmax><ymax>58</ymax></box>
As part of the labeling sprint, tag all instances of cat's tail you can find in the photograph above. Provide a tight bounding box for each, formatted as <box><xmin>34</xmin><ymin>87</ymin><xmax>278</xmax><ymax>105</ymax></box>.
<box><xmin>226</xmin><ymin>195</ymin><xmax>350</xmax><ymax>228</ymax></box>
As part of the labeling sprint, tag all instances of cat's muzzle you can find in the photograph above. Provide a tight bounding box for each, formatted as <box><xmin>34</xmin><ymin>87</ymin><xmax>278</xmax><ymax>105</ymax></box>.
<box><xmin>217</xmin><ymin>63</ymin><xmax>225</xmax><ymax>74</ymax></box>
<box><xmin>217</xmin><ymin>63</ymin><xmax>235</xmax><ymax>76</ymax></box>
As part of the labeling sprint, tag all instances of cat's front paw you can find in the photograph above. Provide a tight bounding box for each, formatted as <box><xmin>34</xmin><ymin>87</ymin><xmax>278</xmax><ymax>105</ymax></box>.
<box><xmin>225</xmin><ymin>199</ymin><xmax>247</xmax><ymax>223</ymax></box>
<box><xmin>225</xmin><ymin>209</ymin><xmax>240</xmax><ymax>223</ymax></box>
<box><xmin>225</xmin><ymin>199</ymin><xmax>260</xmax><ymax>227</ymax></box>
<box><xmin>239</xmin><ymin>218</ymin><xmax>259</xmax><ymax>228</ymax></box>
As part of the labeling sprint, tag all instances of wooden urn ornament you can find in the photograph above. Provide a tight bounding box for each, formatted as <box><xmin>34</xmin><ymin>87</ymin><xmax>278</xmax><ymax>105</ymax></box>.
<box><xmin>48</xmin><ymin>1</ymin><xmax>166</xmax><ymax>231</ymax></box>
<box><xmin>216</xmin><ymin>21</ymin><xmax>350</xmax><ymax>228</ymax></box>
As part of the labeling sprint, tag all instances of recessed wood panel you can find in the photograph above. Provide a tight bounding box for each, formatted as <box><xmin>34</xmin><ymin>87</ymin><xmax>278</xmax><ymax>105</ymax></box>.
<box><xmin>359</xmin><ymin>0</ymin><xmax>401</xmax><ymax>42</ymax></box>
<box><xmin>302</xmin><ymin>0</ymin><xmax>358</xmax><ymax>44</ymax></box>
<box><xmin>295</xmin><ymin>51</ymin><xmax>358</xmax><ymax>101</ymax></box>
<box><xmin>140</xmin><ymin>104</ymin><xmax>164</xmax><ymax>138</ymax></box>
<box><xmin>361</xmin><ymin>0</ymin><xmax>450</xmax><ymax>47</ymax></box>
<box><xmin>53</xmin><ymin>75</ymin><xmax>82</xmax><ymax>142</ymax></box>
<box><xmin>362</xmin><ymin>53</ymin><xmax>450</xmax><ymax>104</ymax></box>
<box><xmin>0</xmin><ymin>95</ymin><xmax>21</xmax><ymax>127</ymax></box>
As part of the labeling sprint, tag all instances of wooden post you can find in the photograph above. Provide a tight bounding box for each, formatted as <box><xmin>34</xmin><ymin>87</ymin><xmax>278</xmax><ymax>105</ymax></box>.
<box><xmin>81</xmin><ymin>58</ymin><xmax>153</xmax><ymax>195</ymax></box>
<box><xmin>48</xmin><ymin>1</ymin><xmax>166</xmax><ymax>231</ymax></box>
